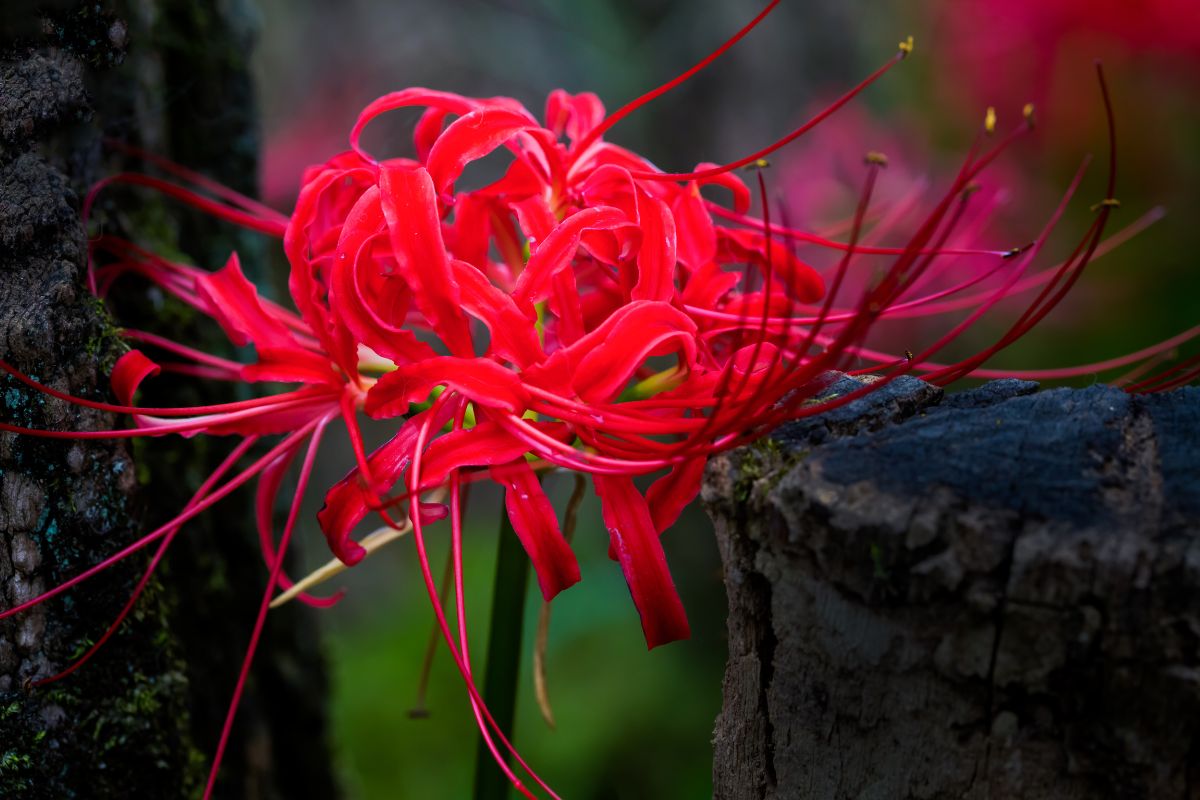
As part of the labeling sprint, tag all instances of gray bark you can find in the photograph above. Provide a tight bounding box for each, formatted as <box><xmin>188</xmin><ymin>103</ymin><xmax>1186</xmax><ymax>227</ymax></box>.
<box><xmin>704</xmin><ymin>374</ymin><xmax>1200</xmax><ymax>799</ymax></box>
<box><xmin>1</xmin><ymin>3</ymin><xmax>337</xmax><ymax>797</ymax></box>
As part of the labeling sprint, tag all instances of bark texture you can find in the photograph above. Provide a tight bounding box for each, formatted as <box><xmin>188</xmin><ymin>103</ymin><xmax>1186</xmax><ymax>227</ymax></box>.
<box><xmin>1</xmin><ymin>3</ymin><xmax>336</xmax><ymax>798</ymax></box>
<box><xmin>704</xmin><ymin>375</ymin><xmax>1200</xmax><ymax>800</ymax></box>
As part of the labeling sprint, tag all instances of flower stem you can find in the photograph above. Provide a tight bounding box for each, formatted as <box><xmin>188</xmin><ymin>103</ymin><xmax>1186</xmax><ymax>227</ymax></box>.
<box><xmin>473</xmin><ymin>510</ymin><xmax>531</xmax><ymax>800</ymax></box>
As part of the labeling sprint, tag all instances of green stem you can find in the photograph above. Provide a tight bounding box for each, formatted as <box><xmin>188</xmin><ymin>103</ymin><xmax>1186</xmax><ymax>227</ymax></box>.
<box><xmin>472</xmin><ymin>511</ymin><xmax>530</xmax><ymax>800</ymax></box>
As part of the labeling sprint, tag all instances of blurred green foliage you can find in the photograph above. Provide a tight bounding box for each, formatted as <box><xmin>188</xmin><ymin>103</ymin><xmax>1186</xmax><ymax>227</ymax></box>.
<box><xmin>317</xmin><ymin>484</ymin><xmax>725</xmax><ymax>799</ymax></box>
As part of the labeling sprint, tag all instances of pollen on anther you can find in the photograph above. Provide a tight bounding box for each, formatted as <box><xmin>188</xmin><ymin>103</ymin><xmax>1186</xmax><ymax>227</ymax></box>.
<box><xmin>984</xmin><ymin>106</ymin><xmax>997</xmax><ymax>134</ymax></box>
<box><xmin>864</xmin><ymin>151</ymin><xmax>889</xmax><ymax>167</ymax></box>
<box><xmin>898</xmin><ymin>35</ymin><xmax>914</xmax><ymax>57</ymax></box>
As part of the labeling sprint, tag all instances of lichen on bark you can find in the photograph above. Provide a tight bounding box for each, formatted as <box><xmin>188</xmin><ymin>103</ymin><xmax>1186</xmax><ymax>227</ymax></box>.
<box><xmin>1</xmin><ymin>4</ymin><xmax>205</xmax><ymax>796</ymax></box>
<box><xmin>705</xmin><ymin>374</ymin><xmax>1200</xmax><ymax>799</ymax></box>
<box><xmin>1</xmin><ymin>3</ymin><xmax>336</xmax><ymax>797</ymax></box>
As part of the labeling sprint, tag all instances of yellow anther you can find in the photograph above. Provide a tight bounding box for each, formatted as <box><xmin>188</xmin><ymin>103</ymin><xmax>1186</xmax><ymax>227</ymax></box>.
<box><xmin>904</xmin><ymin>350</ymin><xmax>914</xmax><ymax>362</ymax></box>
<box><xmin>898</xmin><ymin>35</ymin><xmax>914</xmax><ymax>57</ymax></box>
<box><xmin>743</xmin><ymin>158</ymin><xmax>771</xmax><ymax>171</ymax></box>
<box><xmin>1090</xmin><ymin>198</ymin><xmax>1122</xmax><ymax>211</ymax></box>
<box><xmin>864</xmin><ymin>151</ymin><xmax>889</xmax><ymax>167</ymax></box>
<box><xmin>1022</xmin><ymin>103</ymin><xmax>1036</xmax><ymax>126</ymax></box>
<box><xmin>984</xmin><ymin>106</ymin><xmax>997</xmax><ymax>134</ymax></box>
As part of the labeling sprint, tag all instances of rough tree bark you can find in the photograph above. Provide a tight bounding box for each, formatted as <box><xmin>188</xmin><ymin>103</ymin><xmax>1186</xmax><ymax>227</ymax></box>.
<box><xmin>704</xmin><ymin>375</ymin><xmax>1199</xmax><ymax>800</ymax></box>
<box><xmin>1</xmin><ymin>3</ymin><xmax>337</xmax><ymax>797</ymax></box>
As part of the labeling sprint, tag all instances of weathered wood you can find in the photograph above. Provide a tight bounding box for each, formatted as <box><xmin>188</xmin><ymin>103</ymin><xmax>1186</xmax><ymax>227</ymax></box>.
<box><xmin>704</xmin><ymin>375</ymin><xmax>1200</xmax><ymax>799</ymax></box>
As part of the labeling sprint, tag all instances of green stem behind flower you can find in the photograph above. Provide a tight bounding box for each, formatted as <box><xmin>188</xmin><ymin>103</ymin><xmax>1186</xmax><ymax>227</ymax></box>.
<box><xmin>473</xmin><ymin>511</ymin><xmax>531</xmax><ymax>800</ymax></box>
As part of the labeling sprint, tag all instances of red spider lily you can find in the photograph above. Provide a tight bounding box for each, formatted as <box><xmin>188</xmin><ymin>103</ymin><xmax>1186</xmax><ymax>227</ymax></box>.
<box><xmin>3</xmin><ymin>2</ymin><xmax>1200</xmax><ymax>797</ymax></box>
<box><xmin>936</xmin><ymin>0</ymin><xmax>1200</xmax><ymax>110</ymax></box>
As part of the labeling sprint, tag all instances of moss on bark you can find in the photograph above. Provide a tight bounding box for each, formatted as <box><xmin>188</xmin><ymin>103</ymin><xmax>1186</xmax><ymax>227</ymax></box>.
<box><xmin>1</xmin><ymin>3</ymin><xmax>336</xmax><ymax>797</ymax></box>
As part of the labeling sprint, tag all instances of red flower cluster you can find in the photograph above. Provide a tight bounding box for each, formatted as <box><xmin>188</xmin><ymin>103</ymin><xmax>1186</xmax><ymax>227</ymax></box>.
<box><xmin>3</xmin><ymin>4</ymin><xmax>1198</xmax><ymax>797</ymax></box>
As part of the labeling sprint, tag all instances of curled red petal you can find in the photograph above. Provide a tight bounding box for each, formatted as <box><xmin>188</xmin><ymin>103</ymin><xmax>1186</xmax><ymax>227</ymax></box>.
<box><xmin>450</xmin><ymin>259</ymin><xmax>543</xmax><ymax>368</ymax></box>
<box><xmin>351</xmin><ymin>88</ymin><xmax>481</xmax><ymax>160</ymax></box>
<box><xmin>426</xmin><ymin>107</ymin><xmax>540</xmax><ymax>195</ymax></box>
<box><xmin>544</xmin><ymin>89</ymin><xmax>605</xmax><ymax>144</ymax></box>
<box><xmin>645</xmin><ymin>457</ymin><xmax>706</xmax><ymax>534</ymax></box>
<box><xmin>681</xmin><ymin>261</ymin><xmax>740</xmax><ymax>311</ymax></box>
<box><xmin>513</xmin><ymin>206</ymin><xmax>629</xmax><ymax>306</ymax></box>
<box><xmin>378</xmin><ymin>164</ymin><xmax>475</xmax><ymax>357</ymax></box>
<box><xmin>241</xmin><ymin>346</ymin><xmax>341</xmax><ymax>385</ymax></box>
<box><xmin>672</xmin><ymin>182</ymin><xmax>717</xmax><ymax>269</ymax></box>
<box><xmin>330</xmin><ymin>186</ymin><xmax>439</xmax><ymax>365</ymax></box>
<box><xmin>194</xmin><ymin>253</ymin><xmax>297</xmax><ymax>350</ymax></box>
<box><xmin>577</xmin><ymin>164</ymin><xmax>638</xmax><ymax>216</ymax></box>
<box><xmin>476</xmin><ymin>157</ymin><xmax>546</xmax><ymax>201</ymax></box>
<box><xmin>419</xmin><ymin>420</ymin><xmax>566</xmax><ymax>491</ymax></box>
<box><xmin>570</xmin><ymin>302</ymin><xmax>698</xmax><ymax>403</ymax></box>
<box><xmin>284</xmin><ymin>165</ymin><xmax>370</xmax><ymax>374</ymax></box>
<box><xmin>696</xmin><ymin>164</ymin><xmax>752</xmax><ymax>214</ymax></box>
<box><xmin>593</xmin><ymin>474</ymin><xmax>690</xmax><ymax>649</ymax></box>
<box><xmin>523</xmin><ymin>301</ymin><xmax>699</xmax><ymax>401</ymax></box>
<box><xmin>576</xmin><ymin>144</ymin><xmax>660</xmax><ymax>189</ymax></box>
<box><xmin>365</xmin><ymin>356</ymin><xmax>530</xmax><ymax>419</ymax></box>
<box><xmin>414</xmin><ymin>107</ymin><xmax>450</xmax><ymax>163</ymax></box>
<box><xmin>193</xmin><ymin>248</ymin><xmax>341</xmax><ymax>385</ymax></box>
<box><xmin>449</xmin><ymin>193</ymin><xmax>493</xmax><ymax>271</ymax></box>
<box><xmin>112</xmin><ymin>349</ymin><xmax>161</xmax><ymax>407</ymax></box>
<box><xmin>632</xmin><ymin>191</ymin><xmax>677</xmax><ymax>301</ymax></box>
<box><xmin>490</xmin><ymin>459</ymin><xmax>581</xmax><ymax>601</ymax></box>
<box><xmin>511</xmin><ymin>195</ymin><xmax>557</xmax><ymax>247</ymax></box>
<box><xmin>317</xmin><ymin>404</ymin><xmax>453</xmax><ymax>565</ymax></box>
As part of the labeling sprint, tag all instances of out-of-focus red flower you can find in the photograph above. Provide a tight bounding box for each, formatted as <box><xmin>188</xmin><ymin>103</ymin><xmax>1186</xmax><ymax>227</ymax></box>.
<box><xmin>939</xmin><ymin>0</ymin><xmax>1200</xmax><ymax>93</ymax></box>
<box><xmin>932</xmin><ymin>0</ymin><xmax>1200</xmax><ymax>146</ymax></box>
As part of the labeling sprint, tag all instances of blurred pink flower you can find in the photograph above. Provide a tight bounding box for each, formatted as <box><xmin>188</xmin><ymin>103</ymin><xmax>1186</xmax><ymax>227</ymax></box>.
<box><xmin>932</xmin><ymin>0</ymin><xmax>1200</xmax><ymax>142</ymax></box>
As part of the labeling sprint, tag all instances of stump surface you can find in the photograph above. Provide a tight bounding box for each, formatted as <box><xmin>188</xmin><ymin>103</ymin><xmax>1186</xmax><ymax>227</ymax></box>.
<box><xmin>704</xmin><ymin>375</ymin><xmax>1200</xmax><ymax>800</ymax></box>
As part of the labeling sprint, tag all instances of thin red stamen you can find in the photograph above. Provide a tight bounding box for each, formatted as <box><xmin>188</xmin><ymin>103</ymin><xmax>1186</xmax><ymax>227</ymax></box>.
<box><xmin>0</xmin><ymin>394</ymin><xmax>335</xmax><ymax>439</ymax></box>
<box><xmin>574</xmin><ymin>0</ymin><xmax>782</xmax><ymax>154</ymax></box>
<box><xmin>0</xmin><ymin>425</ymin><xmax>317</xmax><ymax>622</ymax></box>
<box><xmin>0</xmin><ymin>359</ymin><xmax>326</xmax><ymax>417</ymax></box>
<box><xmin>204</xmin><ymin>416</ymin><xmax>332</xmax><ymax>800</ymax></box>
<box><xmin>104</xmin><ymin>139</ymin><xmax>290</xmax><ymax>225</ymax></box>
<box><xmin>33</xmin><ymin>436</ymin><xmax>260</xmax><ymax>687</ymax></box>
<box><xmin>631</xmin><ymin>51</ymin><xmax>908</xmax><ymax>183</ymax></box>
<box><xmin>401</xmin><ymin>393</ymin><xmax>557</xmax><ymax>799</ymax></box>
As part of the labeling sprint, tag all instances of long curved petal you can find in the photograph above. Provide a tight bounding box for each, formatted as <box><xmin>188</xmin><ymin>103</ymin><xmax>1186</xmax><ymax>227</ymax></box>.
<box><xmin>490</xmin><ymin>459</ymin><xmax>581</xmax><ymax>600</ymax></box>
<box><xmin>593</xmin><ymin>474</ymin><xmax>690</xmax><ymax>649</ymax></box>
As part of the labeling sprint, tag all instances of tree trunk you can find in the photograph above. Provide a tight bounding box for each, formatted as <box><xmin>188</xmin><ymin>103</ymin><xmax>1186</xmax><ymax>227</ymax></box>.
<box><xmin>704</xmin><ymin>375</ymin><xmax>1200</xmax><ymax>799</ymax></box>
<box><xmin>0</xmin><ymin>3</ymin><xmax>337</xmax><ymax>797</ymax></box>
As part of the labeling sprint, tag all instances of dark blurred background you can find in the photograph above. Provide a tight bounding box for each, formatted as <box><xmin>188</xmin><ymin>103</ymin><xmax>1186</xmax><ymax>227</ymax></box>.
<box><xmin>248</xmin><ymin>1</ymin><xmax>1200</xmax><ymax>796</ymax></box>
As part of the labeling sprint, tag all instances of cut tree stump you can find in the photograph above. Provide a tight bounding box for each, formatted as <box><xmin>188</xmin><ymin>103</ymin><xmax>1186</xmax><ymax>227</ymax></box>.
<box><xmin>704</xmin><ymin>375</ymin><xmax>1200</xmax><ymax>800</ymax></box>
